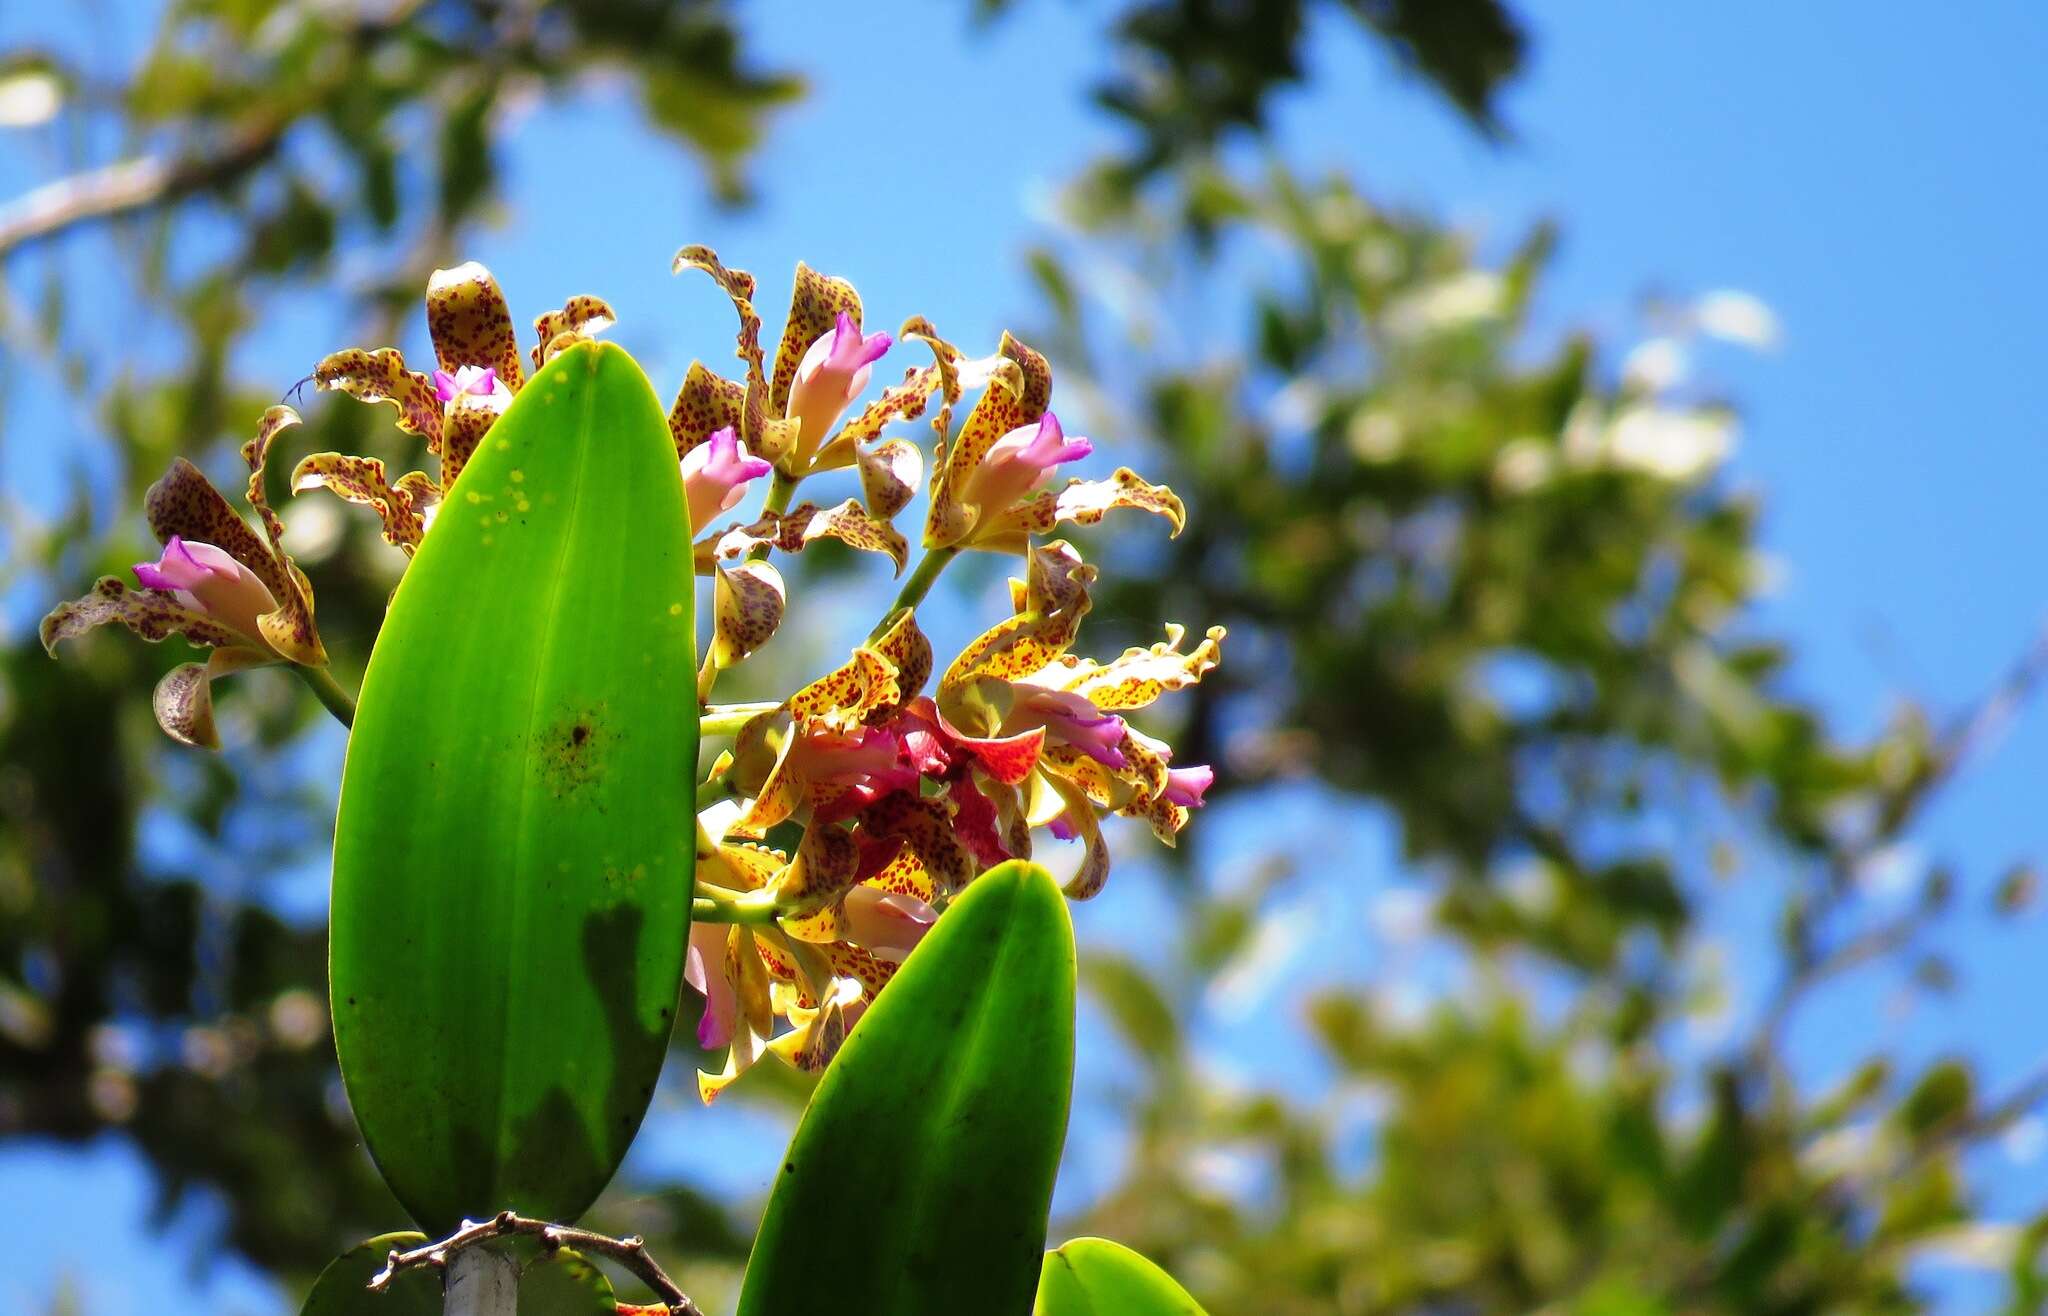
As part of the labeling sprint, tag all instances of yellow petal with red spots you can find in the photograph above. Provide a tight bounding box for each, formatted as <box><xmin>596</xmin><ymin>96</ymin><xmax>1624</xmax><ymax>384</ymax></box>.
<box><xmin>426</xmin><ymin>261</ymin><xmax>526</xmax><ymax>391</ymax></box>
<box><xmin>1050</xmin><ymin>622</ymin><xmax>1226</xmax><ymax>711</ymax></box>
<box><xmin>711</xmin><ymin>561</ymin><xmax>786</xmax><ymax>670</ymax></box>
<box><xmin>530</xmin><ymin>294</ymin><xmax>615</xmax><ymax>371</ymax></box>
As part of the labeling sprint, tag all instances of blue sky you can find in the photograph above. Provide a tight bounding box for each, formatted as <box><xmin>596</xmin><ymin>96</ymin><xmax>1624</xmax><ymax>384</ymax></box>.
<box><xmin>3</xmin><ymin>2</ymin><xmax>2046</xmax><ymax>1311</ymax></box>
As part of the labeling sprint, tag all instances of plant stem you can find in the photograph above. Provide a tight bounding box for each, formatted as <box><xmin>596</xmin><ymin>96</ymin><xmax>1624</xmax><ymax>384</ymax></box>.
<box><xmin>870</xmin><ymin>543</ymin><xmax>960</xmax><ymax>642</ymax></box>
<box><xmin>699</xmin><ymin>702</ymin><xmax>783</xmax><ymax>736</ymax></box>
<box><xmin>692</xmin><ymin>888</ymin><xmax>782</xmax><ymax>925</ymax></box>
<box><xmin>443</xmin><ymin>1243</ymin><xmax>517</xmax><ymax>1316</ymax></box>
<box><xmin>743</xmin><ymin>469</ymin><xmax>800</xmax><ymax>564</ymax></box>
<box><xmin>294</xmin><ymin>663</ymin><xmax>357</xmax><ymax>729</ymax></box>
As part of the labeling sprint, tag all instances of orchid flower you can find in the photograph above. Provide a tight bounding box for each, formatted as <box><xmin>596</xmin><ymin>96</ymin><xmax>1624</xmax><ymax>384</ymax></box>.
<box><xmin>681</xmin><ymin>425</ymin><xmax>773</xmax><ymax>531</ymax></box>
<box><xmin>132</xmin><ymin>536</ymin><xmax>284</xmax><ymax>655</ymax></box>
<box><xmin>959</xmin><ymin>412</ymin><xmax>1094</xmax><ymax>515</ymax></box>
<box><xmin>40</xmin><ymin>411</ymin><xmax>326</xmax><ymax>749</ymax></box>
<box><xmin>786</xmin><ymin>310</ymin><xmax>892</xmax><ymax>467</ymax></box>
<box><xmin>307</xmin><ymin>262</ymin><xmax>614</xmax><ymax>548</ymax></box>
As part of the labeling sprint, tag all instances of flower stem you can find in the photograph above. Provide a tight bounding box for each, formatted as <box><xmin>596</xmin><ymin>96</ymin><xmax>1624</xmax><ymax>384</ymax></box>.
<box><xmin>700</xmin><ymin>701</ymin><xmax>783</xmax><ymax>736</ymax></box>
<box><xmin>294</xmin><ymin>663</ymin><xmax>357</xmax><ymax>729</ymax></box>
<box><xmin>692</xmin><ymin>887</ymin><xmax>782</xmax><ymax>925</ymax></box>
<box><xmin>743</xmin><ymin>469</ymin><xmax>800</xmax><ymax>564</ymax></box>
<box><xmin>870</xmin><ymin>544</ymin><xmax>960</xmax><ymax>641</ymax></box>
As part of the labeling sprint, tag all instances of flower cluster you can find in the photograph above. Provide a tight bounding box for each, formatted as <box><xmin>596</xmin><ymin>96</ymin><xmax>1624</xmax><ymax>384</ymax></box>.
<box><xmin>41</xmin><ymin>249</ymin><xmax>1225</xmax><ymax>1101</ymax></box>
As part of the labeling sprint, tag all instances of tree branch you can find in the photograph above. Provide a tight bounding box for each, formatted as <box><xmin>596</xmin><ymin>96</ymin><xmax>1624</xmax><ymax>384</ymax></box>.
<box><xmin>0</xmin><ymin>123</ymin><xmax>282</xmax><ymax>260</ymax></box>
<box><xmin>368</xmin><ymin>1211</ymin><xmax>706</xmax><ymax>1316</ymax></box>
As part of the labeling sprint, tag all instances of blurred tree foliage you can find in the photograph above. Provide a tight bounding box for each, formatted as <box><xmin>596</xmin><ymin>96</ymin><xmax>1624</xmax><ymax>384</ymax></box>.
<box><xmin>5</xmin><ymin>2</ymin><xmax>2046</xmax><ymax>1313</ymax></box>
<box><xmin>1031</xmin><ymin>167</ymin><xmax>2048</xmax><ymax>1312</ymax></box>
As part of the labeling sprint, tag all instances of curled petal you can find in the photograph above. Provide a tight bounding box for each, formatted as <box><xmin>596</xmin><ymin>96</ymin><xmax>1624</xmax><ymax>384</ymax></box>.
<box><xmin>813</xmin><ymin>366</ymin><xmax>938</xmax><ymax>472</ymax></box>
<box><xmin>674</xmin><ymin>245</ymin><xmax>791</xmax><ymax>461</ymax></box>
<box><xmin>239</xmin><ymin>407</ymin><xmax>325</xmax><ymax>665</ymax></box>
<box><xmin>859</xmin><ymin>790</ymin><xmax>976</xmax><ymax>896</ymax></box>
<box><xmin>710</xmin><ymin>561</ymin><xmax>786</xmax><ymax>670</ymax></box>
<box><xmin>151</xmin><ymin>647</ymin><xmax>274</xmax><ymax>750</ymax></box>
<box><xmin>707</xmin><ymin>499</ymin><xmax>909</xmax><ymax>575</ymax></box>
<box><xmin>315</xmin><ymin>347</ymin><xmax>445</xmax><ymax>448</ymax></box>
<box><xmin>789</xmin><ymin>647</ymin><xmax>901</xmax><ymax>729</ymax></box>
<box><xmin>857</xmin><ymin>437</ymin><xmax>924</xmax><ymax>520</ymax></box>
<box><xmin>1051</xmin><ymin>623</ymin><xmax>1226</xmax><ymax>711</ymax></box>
<box><xmin>1046</xmin><ymin>773</ymin><xmax>1112</xmax><ymax>900</ymax></box>
<box><xmin>43</xmin><ymin>576</ymin><xmax>246</xmax><ymax>656</ymax></box>
<box><xmin>770</xmin><ymin>823</ymin><xmax>862</xmax><ymax>924</ymax></box>
<box><xmin>291</xmin><ymin>453</ymin><xmax>429</xmax><ymax>554</ymax></box>
<box><xmin>426</xmin><ymin>261</ymin><xmax>526</xmax><ymax>391</ymax></box>
<box><xmin>531</xmin><ymin>294</ymin><xmax>616</xmax><ymax>370</ymax></box>
<box><xmin>972</xmin><ymin>467</ymin><xmax>1186</xmax><ymax>553</ymax></box>
<box><xmin>866</xmin><ymin>607</ymin><xmax>933</xmax><ymax>718</ymax></box>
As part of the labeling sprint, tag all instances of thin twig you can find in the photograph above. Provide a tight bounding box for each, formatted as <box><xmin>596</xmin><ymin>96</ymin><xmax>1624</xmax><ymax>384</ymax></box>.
<box><xmin>367</xmin><ymin>1211</ymin><xmax>706</xmax><ymax>1316</ymax></box>
<box><xmin>0</xmin><ymin>124</ymin><xmax>281</xmax><ymax>260</ymax></box>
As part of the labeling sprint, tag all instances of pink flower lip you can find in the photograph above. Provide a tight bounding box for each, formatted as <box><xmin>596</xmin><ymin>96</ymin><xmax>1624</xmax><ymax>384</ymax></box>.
<box><xmin>1164</xmin><ymin>765</ymin><xmax>1214</xmax><ymax>809</ymax></box>
<box><xmin>133</xmin><ymin>536</ymin><xmax>281</xmax><ymax>652</ymax></box>
<box><xmin>1020</xmin><ymin>688</ymin><xmax>1127</xmax><ymax>769</ymax></box>
<box><xmin>964</xmin><ymin>411</ymin><xmax>1094</xmax><ymax>515</ymax></box>
<box><xmin>432</xmin><ymin>365</ymin><xmax>499</xmax><ymax>403</ymax></box>
<box><xmin>786</xmin><ymin>311</ymin><xmax>893</xmax><ymax>462</ymax></box>
<box><xmin>682</xmin><ymin>425</ymin><xmax>773</xmax><ymax>529</ymax></box>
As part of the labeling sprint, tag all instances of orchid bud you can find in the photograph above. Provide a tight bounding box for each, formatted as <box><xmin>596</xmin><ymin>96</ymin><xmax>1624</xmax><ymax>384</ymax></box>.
<box><xmin>786</xmin><ymin>311</ymin><xmax>891</xmax><ymax>465</ymax></box>
<box><xmin>681</xmin><ymin>426</ymin><xmax>773</xmax><ymax>531</ymax></box>
<box><xmin>133</xmin><ymin>536</ymin><xmax>281</xmax><ymax>654</ymax></box>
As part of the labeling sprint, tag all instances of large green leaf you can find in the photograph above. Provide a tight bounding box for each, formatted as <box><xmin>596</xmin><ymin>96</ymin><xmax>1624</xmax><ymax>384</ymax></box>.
<box><xmin>301</xmin><ymin>1233</ymin><xmax>437</xmax><ymax>1316</ymax></box>
<box><xmin>1035</xmin><ymin>1237</ymin><xmax>1208</xmax><ymax>1315</ymax></box>
<box><xmin>331</xmin><ymin>341</ymin><xmax>698</xmax><ymax>1231</ymax></box>
<box><xmin>737</xmin><ymin>860</ymin><xmax>1075</xmax><ymax>1316</ymax></box>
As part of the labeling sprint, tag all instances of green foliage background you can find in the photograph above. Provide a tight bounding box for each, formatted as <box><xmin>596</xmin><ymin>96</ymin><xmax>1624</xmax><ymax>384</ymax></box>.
<box><xmin>3</xmin><ymin>2</ymin><xmax>2044</xmax><ymax>1312</ymax></box>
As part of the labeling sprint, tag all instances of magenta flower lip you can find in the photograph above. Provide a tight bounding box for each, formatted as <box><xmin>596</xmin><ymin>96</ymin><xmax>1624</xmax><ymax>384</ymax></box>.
<box><xmin>1164</xmin><ymin>765</ymin><xmax>1215</xmax><ymax>809</ymax></box>
<box><xmin>683</xmin><ymin>425</ymin><xmax>773</xmax><ymax>529</ymax></box>
<box><xmin>431</xmin><ymin>364</ymin><xmax>499</xmax><ymax>403</ymax></box>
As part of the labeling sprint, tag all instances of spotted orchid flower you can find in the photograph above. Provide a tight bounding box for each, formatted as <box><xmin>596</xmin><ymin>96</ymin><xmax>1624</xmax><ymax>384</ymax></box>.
<box><xmin>922</xmin><ymin>541</ymin><xmax>1226</xmax><ymax>899</ymax></box>
<box><xmin>681</xmin><ymin>425</ymin><xmax>773</xmax><ymax>532</ymax></box>
<box><xmin>786</xmin><ymin>310</ymin><xmax>892</xmax><ymax>467</ymax></box>
<box><xmin>132</xmin><ymin>536</ymin><xmax>284</xmax><ymax>654</ymax></box>
<box><xmin>959</xmin><ymin>412</ymin><xmax>1094</xmax><ymax>515</ymax></box>
<box><xmin>40</xmin><ymin>409</ymin><xmax>326</xmax><ymax>749</ymax></box>
<box><xmin>307</xmin><ymin>262</ymin><xmax>614</xmax><ymax>551</ymax></box>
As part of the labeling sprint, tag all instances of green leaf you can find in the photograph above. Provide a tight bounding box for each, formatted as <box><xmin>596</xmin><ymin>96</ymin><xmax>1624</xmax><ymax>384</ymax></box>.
<box><xmin>300</xmin><ymin>1233</ymin><xmax>436</xmax><ymax>1316</ymax></box>
<box><xmin>737</xmin><ymin>860</ymin><xmax>1076</xmax><ymax>1316</ymax></box>
<box><xmin>331</xmin><ymin>341</ymin><xmax>698</xmax><ymax>1231</ymax></box>
<box><xmin>1035</xmin><ymin>1237</ymin><xmax>1207</xmax><ymax>1316</ymax></box>
<box><xmin>521</xmin><ymin>1247</ymin><xmax>619</xmax><ymax>1314</ymax></box>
